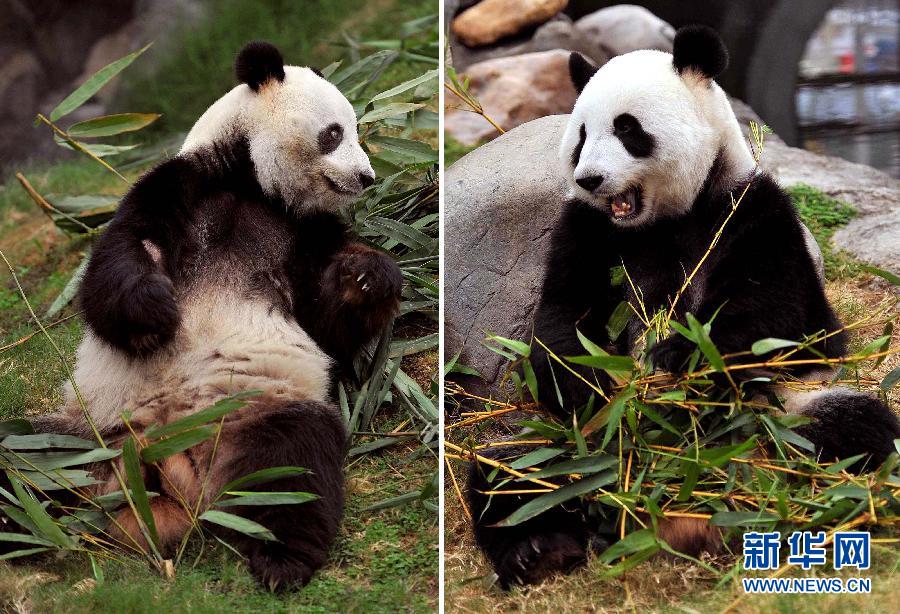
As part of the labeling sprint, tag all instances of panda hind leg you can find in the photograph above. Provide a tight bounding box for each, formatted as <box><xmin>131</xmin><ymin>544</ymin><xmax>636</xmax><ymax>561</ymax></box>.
<box><xmin>795</xmin><ymin>390</ymin><xmax>900</xmax><ymax>473</ymax></box>
<box><xmin>210</xmin><ymin>400</ymin><xmax>348</xmax><ymax>591</ymax></box>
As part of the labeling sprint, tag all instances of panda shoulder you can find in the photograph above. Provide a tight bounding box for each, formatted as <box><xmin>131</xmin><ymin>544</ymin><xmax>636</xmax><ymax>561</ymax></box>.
<box><xmin>118</xmin><ymin>155</ymin><xmax>206</xmax><ymax>215</ymax></box>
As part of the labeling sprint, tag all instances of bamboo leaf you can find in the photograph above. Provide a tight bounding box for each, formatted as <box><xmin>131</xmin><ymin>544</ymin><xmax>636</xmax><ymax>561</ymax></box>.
<box><xmin>45</xmin><ymin>252</ymin><xmax>90</xmax><ymax>319</ymax></box>
<box><xmin>140</xmin><ymin>426</ymin><xmax>216</xmax><ymax>464</ymax></box>
<box><xmin>50</xmin><ymin>44</ymin><xmax>152</xmax><ymax>122</ymax></box>
<box><xmin>8</xmin><ymin>474</ymin><xmax>74</xmax><ymax>548</ymax></box>
<box><xmin>358</xmin><ymin>103</ymin><xmax>424</xmax><ymax>124</ymax></box>
<box><xmin>215</xmin><ymin>492</ymin><xmax>319</xmax><ymax>507</ymax></box>
<box><xmin>687</xmin><ymin>313</ymin><xmax>725</xmax><ymax>371</ymax></box>
<box><xmin>219</xmin><ymin>466</ymin><xmax>310</xmax><ymax>495</ymax></box>
<box><xmin>123</xmin><ymin>438</ymin><xmax>158</xmax><ymax>548</ymax></box>
<box><xmin>370</xmin><ymin>69</ymin><xmax>438</xmax><ymax>102</ymax></box>
<box><xmin>564</xmin><ymin>354</ymin><xmax>634</xmax><ymax>373</ymax></box>
<box><xmin>2</xmin><ymin>434</ymin><xmax>97</xmax><ymax>450</ymax></box>
<box><xmin>67</xmin><ymin>113</ymin><xmax>160</xmax><ymax>138</ymax></box>
<box><xmin>710</xmin><ymin>511</ymin><xmax>779</xmax><ymax>526</ymax></box>
<box><xmin>144</xmin><ymin>393</ymin><xmax>258</xmax><ymax>439</ymax></box>
<box><xmin>508</xmin><ymin>447</ymin><xmax>566</xmax><ymax>470</ymax></box>
<box><xmin>516</xmin><ymin>455</ymin><xmax>617</xmax><ymax>480</ymax></box>
<box><xmin>751</xmin><ymin>338</ymin><xmax>799</xmax><ymax>355</ymax></box>
<box><xmin>491</xmin><ymin>470</ymin><xmax>616</xmax><ymax>527</ymax></box>
<box><xmin>199</xmin><ymin>510</ymin><xmax>277</xmax><ymax>541</ymax></box>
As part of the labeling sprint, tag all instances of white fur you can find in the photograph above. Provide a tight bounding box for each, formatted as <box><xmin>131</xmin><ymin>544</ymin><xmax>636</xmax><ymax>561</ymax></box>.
<box><xmin>63</xmin><ymin>283</ymin><xmax>332</xmax><ymax>433</ymax></box>
<box><xmin>559</xmin><ymin>50</ymin><xmax>757</xmax><ymax>227</ymax></box>
<box><xmin>182</xmin><ymin>66</ymin><xmax>373</xmax><ymax>212</ymax></box>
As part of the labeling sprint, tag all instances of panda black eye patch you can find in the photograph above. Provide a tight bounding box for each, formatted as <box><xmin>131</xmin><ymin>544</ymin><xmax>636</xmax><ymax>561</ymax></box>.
<box><xmin>571</xmin><ymin>123</ymin><xmax>586</xmax><ymax>167</ymax></box>
<box><xmin>613</xmin><ymin>113</ymin><xmax>655</xmax><ymax>158</ymax></box>
<box><xmin>318</xmin><ymin>123</ymin><xmax>344</xmax><ymax>154</ymax></box>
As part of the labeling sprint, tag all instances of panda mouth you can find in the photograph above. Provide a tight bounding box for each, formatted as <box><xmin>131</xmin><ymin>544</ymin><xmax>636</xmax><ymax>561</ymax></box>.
<box><xmin>607</xmin><ymin>187</ymin><xmax>642</xmax><ymax>221</ymax></box>
<box><xmin>323</xmin><ymin>174</ymin><xmax>356</xmax><ymax>195</ymax></box>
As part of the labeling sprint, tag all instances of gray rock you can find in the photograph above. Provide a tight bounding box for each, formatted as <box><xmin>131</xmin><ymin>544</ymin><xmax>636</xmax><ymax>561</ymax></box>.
<box><xmin>450</xmin><ymin>15</ymin><xmax>607</xmax><ymax>71</ymax></box>
<box><xmin>575</xmin><ymin>5</ymin><xmax>675</xmax><ymax>58</ymax></box>
<box><xmin>445</xmin><ymin>115</ymin><xmax>568</xmax><ymax>397</ymax></box>
<box><xmin>731</xmin><ymin>99</ymin><xmax>900</xmax><ymax>268</ymax></box>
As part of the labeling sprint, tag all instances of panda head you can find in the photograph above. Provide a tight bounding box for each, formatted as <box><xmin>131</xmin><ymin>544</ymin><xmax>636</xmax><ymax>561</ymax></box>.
<box><xmin>182</xmin><ymin>41</ymin><xmax>375</xmax><ymax>212</ymax></box>
<box><xmin>559</xmin><ymin>26</ymin><xmax>756</xmax><ymax>227</ymax></box>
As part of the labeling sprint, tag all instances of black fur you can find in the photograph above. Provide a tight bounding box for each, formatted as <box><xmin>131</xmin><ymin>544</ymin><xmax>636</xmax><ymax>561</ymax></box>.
<box><xmin>613</xmin><ymin>113</ymin><xmax>655</xmax><ymax>158</ymax></box>
<box><xmin>317</xmin><ymin>123</ymin><xmax>344</xmax><ymax>155</ymax></box>
<box><xmin>469</xmin><ymin>160</ymin><xmax>899</xmax><ymax>588</ymax></box>
<box><xmin>672</xmin><ymin>25</ymin><xmax>729</xmax><ymax>80</ymax></box>
<box><xmin>235</xmin><ymin>41</ymin><xmax>286</xmax><ymax>91</ymax></box>
<box><xmin>571</xmin><ymin>124</ymin><xmax>586</xmax><ymax>167</ymax></box>
<box><xmin>568</xmin><ymin>52</ymin><xmax>599</xmax><ymax>94</ymax></box>
<box><xmin>79</xmin><ymin>136</ymin><xmax>401</xmax><ymax>372</ymax></box>
<box><xmin>219</xmin><ymin>401</ymin><xmax>348</xmax><ymax>590</ymax></box>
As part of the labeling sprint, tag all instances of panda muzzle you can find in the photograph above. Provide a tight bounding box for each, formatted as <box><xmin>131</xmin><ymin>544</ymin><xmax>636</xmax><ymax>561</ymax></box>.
<box><xmin>608</xmin><ymin>186</ymin><xmax>642</xmax><ymax>220</ymax></box>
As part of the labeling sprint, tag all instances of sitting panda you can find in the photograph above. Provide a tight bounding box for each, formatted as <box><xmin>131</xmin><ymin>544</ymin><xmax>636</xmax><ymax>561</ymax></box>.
<box><xmin>468</xmin><ymin>26</ymin><xmax>899</xmax><ymax>589</ymax></box>
<box><xmin>28</xmin><ymin>41</ymin><xmax>402</xmax><ymax>589</ymax></box>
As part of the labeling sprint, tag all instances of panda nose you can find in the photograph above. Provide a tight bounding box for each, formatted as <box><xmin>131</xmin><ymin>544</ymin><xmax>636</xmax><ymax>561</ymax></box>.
<box><xmin>576</xmin><ymin>175</ymin><xmax>604</xmax><ymax>192</ymax></box>
<box><xmin>359</xmin><ymin>173</ymin><xmax>375</xmax><ymax>189</ymax></box>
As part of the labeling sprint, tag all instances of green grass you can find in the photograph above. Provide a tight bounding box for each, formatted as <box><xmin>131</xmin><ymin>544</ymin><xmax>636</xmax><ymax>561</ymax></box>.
<box><xmin>2</xmin><ymin>451</ymin><xmax>436</xmax><ymax>613</ymax></box>
<box><xmin>115</xmin><ymin>0</ymin><xmax>436</xmax><ymax>136</ymax></box>
<box><xmin>787</xmin><ymin>183</ymin><xmax>860</xmax><ymax>280</ymax></box>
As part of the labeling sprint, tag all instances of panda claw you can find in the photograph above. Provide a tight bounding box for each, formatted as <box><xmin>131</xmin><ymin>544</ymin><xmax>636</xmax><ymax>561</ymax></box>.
<box><xmin>361</xmin><ymin>283</ymin><xmax>370</xmax><ymax>292</ymax></box>
<box><xmin>356</xmin><ymin>273</ymin><xmax>366</xmax><ymax>282</ymax></box>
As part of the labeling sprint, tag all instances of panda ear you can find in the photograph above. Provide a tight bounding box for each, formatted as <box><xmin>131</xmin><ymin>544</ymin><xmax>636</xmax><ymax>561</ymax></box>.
<box><xmin>235</xmin><ymin>41</ymin><xmax>285</xmax><ymax>92</ymax></box>
<box><xmin>569</xmin><ymin>52</ymin><xmax>599</xmax><ymax>94</ymax></box>
<box><xmin>672</xmin><ymin>25</ymin><xmax>728</xmax><ymax>80</ymax></box>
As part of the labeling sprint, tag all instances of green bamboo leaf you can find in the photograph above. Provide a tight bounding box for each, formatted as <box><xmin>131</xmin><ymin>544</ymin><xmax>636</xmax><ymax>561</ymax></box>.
<box><xmin>199</xmin><ymin>510</ymin><xmax>277</xmax><ymax>541</ymax></box>
<box><xmin>508</xmin><ymin>447</ymin><xmax>567</xmax><ymax>470</ymax></box>
<box><xmin>686</xmin><ymin>313</ymin><xmax>725</xmax><ymax>371</ymax></box>
<box><xmin>140</xmin><ymin>426</ymin><xmax>216</xmax><ymax>464</ymax></box>
<box><xmin>367</xmin><ymin>135</ymin><xmax>437</xmax><ymax>164</ymax></box>
<box><xmin>358</xmin><ymin>103</ymin><xmax>424</xmax><ymax>124</ymax></box>
<box><xmin>370</xmin><ymin>69</ymin><xmax>438</xmax><ymax>102</ymax></box>
<box><xmin>485</xmin><ymin>335</ymin><xmax>531</xmax><ymax>358</ymax></box>
<box><xmin>8</xmin><ymin>474</ymin><xmax>74</xmax><ymax>548</ymax></box>
<box><xmin>0</xmin><ymin>547</ymin><xmax>52</xmax><ymax>560</ymax></box>
<box><xmin>50</xmin><ymin>43</ymin><xmax>152</xmax><ymax>122</ymax></box>
<box><xmin>522</xmin><ymin>358</ymin><xmax>538</xmax><ymax>403</ymax></box>
<box><xmin>581</xmin><ymin>385</ymin><xmax>636</xmax><ymax>438</ymax></box>
<box><xmin>0</xmin><ymin>532</ymin><xmax>54</xmax><ymax>546</ymax></box>
<box><xmin>219</xmin><ymin>467</ymin><xmax>310</xmax><ymax>496</ymax></box>
<box><xmin>45</xmin><ymin>253</ymin><xmax>90</xmax><ymax>318</ymax></box>
<box><xmin>19</xmin><ymin>469</ymin><xmax>98</xmax><ymax>491</ymax></box>
<box><xmin>751</xmin><ymin>338</ymin><xmax>799</xmax><ymax>355</ymax></box>
<box><xmin>366</xmin><ymin>217</ymin><xmax>432</xmax><ymax>250</ymax></box>
<box><xmin>0</xmin><ymin>448</ymin><xmax>120</xmax><ymax>471</ymax></box>
<box><xmin>881</xmin><ymin>366</ymin><xmax>900</xmax><ymax>391</ymax></box>
<box><xmin>363</xmin><ymin>491</ymin><xmax>420</xmax><ymax>511</ymax></box>
<box><xmin>491</xmin><ymin>470</ymin><xmax>616</xmax><ymax>527</ymax></box>
<box><xmin>598</xmin><ymin>529</ymin><xmax>658</xmax><ymax>563</ymax></box>
<box><xmin>2</xmin><ymin>434</ymin><xmax>97</xmax><ymax>450</ymax></box>
<box><xmin>564</xmin><ymin>354</ymin><xmax>634</xmax><ymax>373</ymax></box>
<box><xmin>861</xmin><ymin>265</ymin><xmax>900</xmax><ymax>285</ymax></box>
<box><xmin>605</xmin><ymin>301</ymin><xmax>632</xmax><ymax>342</ymax></box>
<box><xmin>214</xmin><ymin>492</ymin><xmax>318</xmax><ymax>507</ymax></box>
<box><xmin>598</xmin><ymin>544</ymin><xmax>659</xmax><ymax>577</ymax></box>
<box><xmin>145</xmin><ymin>393</ymin><xmax>258</xmax><ymax>439</ymax></box>
<box><xmin>68</xmin><ymin>113</ymin><xmax>160</xmax><ymax>138</ymax></box>
<box><xmin>123</xmin><ymin>438</ymin><xmax>158</xmax><ymax>548</ymax></box>
<box><xmin>0</xmin><ymin>420</ymin><xmax>34</xmax><ymax>438</ymax></box>
<box><xmin>516</xmin><ymin>455</ymin><xmax>617</xmax><ymax>480</ymax></box>
<box><xmin>710</xmin><ymin>511</ymin><xmax>779</xmax><ymax>526</ymax></box>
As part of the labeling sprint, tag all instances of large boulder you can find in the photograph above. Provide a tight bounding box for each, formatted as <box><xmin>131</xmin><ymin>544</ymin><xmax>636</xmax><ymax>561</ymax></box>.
<box><xmin>446</xmin><ymin>105</ymin><xmax>895</xmax><ymax>397</ymax></box>
<box><xmin>575</xmin><ymin>5</ymin><xmax>676</xmax><ymax>58</ymax></box>
<box><xmin>452</xmin><ymin>0</ymin><xmax>568</xmax><ymax>48</ymax></box>
<box><xmin>449</xmin><ymin>14</ymin><xmax>607</xmax><ymax>72</ymax></box>
<box><xmin>445</xmin><ymin>50</ymin><xmax>578</xmax><ymax>146</ymax></box>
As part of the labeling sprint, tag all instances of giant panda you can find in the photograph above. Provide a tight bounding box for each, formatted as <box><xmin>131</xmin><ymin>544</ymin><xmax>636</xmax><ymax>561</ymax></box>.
<box><xmin>467</xmin><ymin>26</ymin><xmax>899</xmax><ymax>589</ymax></box>
<box><xmin>26</xmin><ymin>41</ymin><xmax>402</xmax><ymax>590</ymax></box>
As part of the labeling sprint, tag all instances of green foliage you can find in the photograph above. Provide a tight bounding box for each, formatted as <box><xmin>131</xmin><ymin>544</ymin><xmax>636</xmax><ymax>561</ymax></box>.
<box><xmin>787</xmin><ymin>184</ymin><xmax>859</xmax><ymax>279</ymax></box>
<box><xmin>459</xmin><ymin>268</ymin><xmax>898</xmax><ymax>582</ymax></box>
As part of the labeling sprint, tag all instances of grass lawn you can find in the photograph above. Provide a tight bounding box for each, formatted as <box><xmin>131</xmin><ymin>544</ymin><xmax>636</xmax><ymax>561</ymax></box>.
<box><xmin>444</xmin><ymin>183</ymin><xmax>900</xmax><ymax>612</ymax></box>
<box><xmin>0</xmin><ymin>0</ymin><xmax>438</xmax><ymax>610</ymax></box>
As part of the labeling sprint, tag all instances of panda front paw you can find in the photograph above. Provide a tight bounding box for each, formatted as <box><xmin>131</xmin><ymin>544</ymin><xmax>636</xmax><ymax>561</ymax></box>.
<box><xmin>495</xmin><ymin>532</ymin><xmax>587</xmax><ymax>590</ymax></box>
<box><xmin>328</xmin><ymin>244</ymin><xmax>402</xmax><ymax>310</ymax></box>
<box><xmin>647</xmin><ymin>335</ymin><xmax>695</xmax><ymax>374</ymax></box>
<box><xmin>118</xmin><ymin>272</ymin><xmax>180</xmax><ymax>355</ymax></box>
